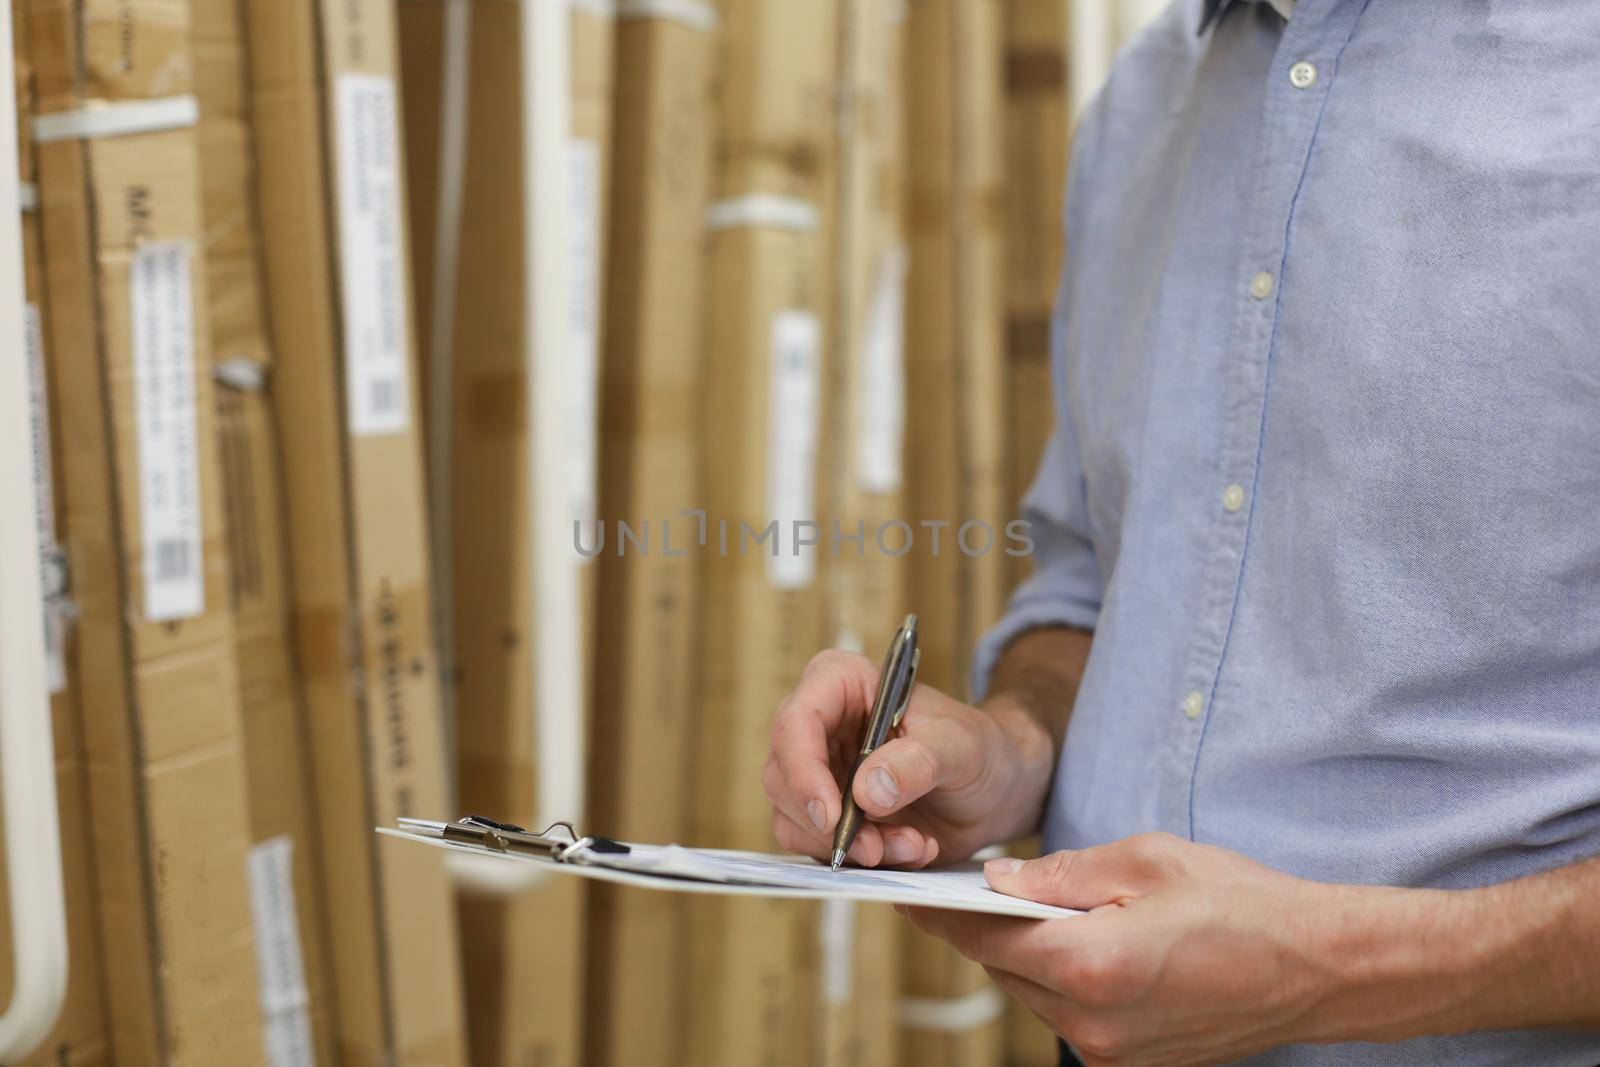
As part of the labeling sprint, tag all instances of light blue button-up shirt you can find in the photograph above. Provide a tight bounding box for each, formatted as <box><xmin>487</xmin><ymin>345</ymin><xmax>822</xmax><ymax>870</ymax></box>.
<box><xmin>973</xmin><ymin>1</ymin><xmax>1600</xmax><ymax>1062</ymax></box>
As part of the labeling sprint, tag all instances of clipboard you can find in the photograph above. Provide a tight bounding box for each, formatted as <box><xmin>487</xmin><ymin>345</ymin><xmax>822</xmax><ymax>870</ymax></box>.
<box><xmin>381</xmin><ymin>815</ymin><xmax>1080</xmax><ymax>920</ymax></box>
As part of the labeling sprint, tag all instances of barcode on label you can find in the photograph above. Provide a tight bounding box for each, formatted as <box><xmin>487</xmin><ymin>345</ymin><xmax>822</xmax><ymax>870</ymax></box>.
<box><xmin>368</xmin><ymin>378</ymin><xmax>398</xmax><ymax>418</ymax></box>
<box><xmin>154</xmin><ymin>538</ymin><xmax>193</xmax><ymax>582</ymax></box>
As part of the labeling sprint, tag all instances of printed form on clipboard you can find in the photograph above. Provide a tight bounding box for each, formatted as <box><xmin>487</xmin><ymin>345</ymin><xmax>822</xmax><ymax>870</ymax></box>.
<box><xmin>381</xmin><ymin>816</ymin><xmax>1080</xmax><ymax>920</ymax></box>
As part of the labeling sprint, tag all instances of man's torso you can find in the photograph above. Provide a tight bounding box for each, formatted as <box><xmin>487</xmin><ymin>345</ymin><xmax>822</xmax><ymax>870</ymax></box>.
<box><xmin>1045</xmin><ymin>1</ymin><xmax>1600</xmax><ymax>1061</ymax></box>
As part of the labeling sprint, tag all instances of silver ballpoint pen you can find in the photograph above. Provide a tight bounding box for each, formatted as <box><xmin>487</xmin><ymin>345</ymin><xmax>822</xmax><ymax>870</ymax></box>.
<box><xmin>831</xmin><ymin>614</ymin><xmax>921</xmax><ymax>871</ymax></box>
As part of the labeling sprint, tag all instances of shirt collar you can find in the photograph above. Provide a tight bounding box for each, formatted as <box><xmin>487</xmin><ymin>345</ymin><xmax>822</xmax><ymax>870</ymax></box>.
<box><xmin>1199</xmin><ymin>0</ymin><xmax>1293</xmax><ymax>35</ymax></box>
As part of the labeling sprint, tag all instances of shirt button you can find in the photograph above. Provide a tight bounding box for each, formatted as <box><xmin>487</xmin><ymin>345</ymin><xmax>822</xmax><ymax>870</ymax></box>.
<box><xmin>1289</xmin><ymin>61</ymin><xmax>1317</xmax><ymax>89</ymax></box>
<box><xmin>1182</xmin><ymin>692</ymin><xmax>1204</xmax><ymax>720</ymax></box>
<box><xmin>1250</xmin><ymin>271</ymin><xmax>1275</xmax><ymax>300</ymax></box>
<box><xmin>1222</xmin><ymin>484</ymin><xmax>1246</xmax><ymax>512</ymax></box>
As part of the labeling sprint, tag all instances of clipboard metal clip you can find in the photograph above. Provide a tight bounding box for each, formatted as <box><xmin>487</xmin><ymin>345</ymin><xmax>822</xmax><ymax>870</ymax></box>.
<box><xmin>396</xmin><ymin>815</ymin><xmax>629</xmax><ymax>861</ymax></box>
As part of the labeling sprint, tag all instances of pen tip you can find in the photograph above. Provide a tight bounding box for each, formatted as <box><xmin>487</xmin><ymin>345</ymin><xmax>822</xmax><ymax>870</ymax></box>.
<box><xmin>830</xmin><ymin>850</ymin><xmax>845</xmax><ymax>872</ymax></box>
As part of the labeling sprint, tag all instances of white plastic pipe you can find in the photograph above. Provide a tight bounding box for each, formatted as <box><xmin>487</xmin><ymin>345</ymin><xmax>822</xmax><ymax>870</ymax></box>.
<box><xmin>524</xmin><ymin>0</ymin><xmax>583</xmax><ymax>835</ymax></box>
<box><xmin>0</xmin><ymin>5</ymin><xmax>69</xmax><ymax>1061</ymax></box>
<box><xmin>452</xmin><ymin>0</ymin><xmax>582</xmax><ymax>897</ymax></box>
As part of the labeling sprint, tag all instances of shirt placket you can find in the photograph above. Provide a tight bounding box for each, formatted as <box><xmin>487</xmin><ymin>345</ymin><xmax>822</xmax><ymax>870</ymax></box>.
<box><xmin>1158</xmin><ymin>0</ymin><xmax>1370</xmax><ymax>839</ymax></box>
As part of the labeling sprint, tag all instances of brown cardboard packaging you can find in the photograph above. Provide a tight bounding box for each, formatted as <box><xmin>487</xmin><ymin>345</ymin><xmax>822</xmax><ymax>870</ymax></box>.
<box><xmin>689</xmin><ymin>226</ymin><xmax>828</xmax><ymax>1067</ymax></box>
<box><xmin>1002</xmin><ymin>0</ymin><xmax>1067</xmax><ymax>599</ymax></box>
<box><xmin>825</xmin><ymin>0</ymin><xmax>908</xmax><ymax>657</ymax></box>
<box><xmin>952</xmin><ymin>0</ymin><xmax>1010</xmax><ymax>653</ymax></box>
<box><xmin>242</xmin><ymin>0</ymin><xmax>468</xmax><ymax>1061</ymax></box>
<box><xmin>900</xmin><ymin>0</ymin><xmax>1009</xmax><ymax>1063</ymax></box>
<box><xmin>191</xmin><ymin>0</ymin><xmax>340</xmax><ymax>1060</ymax></box>
<box><xmin>688</xmin><ymin>3</ymin><xmax>838</xmax><ymax>1065</ymax></box>
<box><xmin>397</xmin><ymin>1</ymin><xmax>612</xmax><ymax>1063</ymax></box>
<box><xmin>819</xmin><ymin>1</ymin><xmax>908</xmax><ymax>1063</ymax></box>
<box><xmin>27</xmin><ymin>0</ymin><xmax>267</xmax><ymax>1062</ymax></box>
<box><xmin>0</xmin><ymin>6</ymin><xmax>111</xmax><ymax>1062</ymax></box>
<box><xmin>584</xmin><ymin>6</ymin><xmax>719</xmax><ymax>1066</ymax></box>
<box><xmin>1000</xmin><ymin>8</ymin><xmax>1072</xmax><ymax>1063</ymax></box>
<box><xmin>453</xmin><ymin>10</ymin><xmax>606</xmax><ymax>1067</ymax></box>
<box><xmin>396</xmin><ymin>0</ymin><xmax>442</xmax><ymax>366</ymax></box>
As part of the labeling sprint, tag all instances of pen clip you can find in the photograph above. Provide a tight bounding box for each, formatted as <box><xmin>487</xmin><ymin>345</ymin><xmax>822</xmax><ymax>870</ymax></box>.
<box><xmin>890</xmin><ymin>647</ymin><xmax>920</xmax><ymax>729</ymax></box>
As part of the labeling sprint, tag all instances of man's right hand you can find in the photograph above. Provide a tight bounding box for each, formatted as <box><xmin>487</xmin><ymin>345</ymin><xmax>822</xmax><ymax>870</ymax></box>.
<box><xmin>762</xmin><ymin>648</ymin><xmax>1057</xmax><ymax>869</ymax></box>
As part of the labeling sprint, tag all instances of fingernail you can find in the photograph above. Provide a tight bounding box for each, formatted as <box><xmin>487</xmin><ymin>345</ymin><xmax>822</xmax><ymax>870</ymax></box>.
<box><xmin>985</xmin><ymin>857</ymin><xmax>1023</xmax><ymax>879</ymax></box>
<box><xmin>884</xmin><ymin>835</ymin><xmax>918</xmax><ymax>864</ymax></box>
<box><xmin>806</xmin><ymin>798</ymin><xmax>827</xmax><ymax>831</ymax></box>
<box><xmin>868</xmin><ymin>768</ymin><xmax>899</xmax><ymax>808</ymax></box>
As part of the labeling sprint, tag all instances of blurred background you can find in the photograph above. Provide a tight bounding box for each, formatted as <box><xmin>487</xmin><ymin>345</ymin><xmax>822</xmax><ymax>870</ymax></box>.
<box><xmin>1</xmin><ymin>0</ymin><xmax>1167</xmax><ymax>1064</ymax></box>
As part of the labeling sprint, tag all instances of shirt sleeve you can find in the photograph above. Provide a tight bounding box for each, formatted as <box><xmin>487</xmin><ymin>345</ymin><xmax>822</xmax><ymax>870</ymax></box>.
<box><xmin>969</xmin><ymin>391</ymin><xmax>1103</xmax><ymax>703</ymax></box>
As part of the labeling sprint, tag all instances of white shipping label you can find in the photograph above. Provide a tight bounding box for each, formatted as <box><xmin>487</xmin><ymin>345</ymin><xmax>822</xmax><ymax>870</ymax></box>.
<box><xmin>766</xmin><ymin>310</ymin><xmax>822</xmax><ymax>589</ymax></box>
<box><xmin>248</xmin><ymin>836</ymin><xmax>316</xmax><ymax>1067</ymax></box>
<box><xmin>130</xmin><ymin>241</ymin><xmax>205</xmax><ymax>622</ymax></box>
<box><xmin>24</xmin><ymin>304</ymin><xmax>67</xmax><ymax>693</ymax></box>
<box><xmin>857</xmin><ymin>245</ymin><xmax>907</xmax><ymax>494</ymax></box>
<box><xmin>567</xmin><ymin>138</ymin><xmax>602</xmax><ymax>560</ymax></box>
<box><xmin>820</xmin><ymin>898</ymin><xmax>857</xmax><ymax>1006</ymax></box>
<box><xmin>335</xmin><ymin>74</ymin><xmax>412</xmax><ymax>437</ymax></box>
<box><xmin>263</xmin><ymin>1014</ymin><xmax>317</xmax><ymax>1067</ymax></box>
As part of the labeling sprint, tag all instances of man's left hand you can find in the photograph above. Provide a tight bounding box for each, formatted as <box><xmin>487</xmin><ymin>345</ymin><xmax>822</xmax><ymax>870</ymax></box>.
<box><xmin>900</xmin><ymin>833</ymin><xmax>1466</xmax><ymax>1066</ymax></box>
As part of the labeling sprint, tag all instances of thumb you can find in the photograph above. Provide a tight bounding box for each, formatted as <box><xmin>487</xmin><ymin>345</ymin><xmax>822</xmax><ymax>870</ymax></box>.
<box><xmin>983</xmin><ymin>845</ymin><xmax>1145</xmax><ymax>910</ymax></box>
<box><xmin>852</xmin><ymin>723</ymin><xmax>977</xmax><ymax>818</ymax></box>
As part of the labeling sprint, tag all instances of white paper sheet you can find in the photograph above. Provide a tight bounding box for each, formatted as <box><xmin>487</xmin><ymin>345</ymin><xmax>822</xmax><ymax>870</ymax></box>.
<box><xmin>380</xmin><ymin>825</ymin><xmax>1077</xmax><ymax>920</ymax></box>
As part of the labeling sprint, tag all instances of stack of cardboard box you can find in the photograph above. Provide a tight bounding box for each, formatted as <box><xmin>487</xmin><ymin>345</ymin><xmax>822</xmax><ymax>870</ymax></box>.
<box><xmin>0</xmin><ymin>3</ymin><xmax>110</xmax><ymax>1061</ymax></box>
<box><xmin>193</xmin><ymin>0</ymin><xmax>339</xmax><ymax>1058</ymax></box>
<box><xmin>29</xmin><ymin>0</ymin><xmax>267</xmax><ymax>1060</ymax></box>
<box><xmin>819</xmin><ymin>0</ymin><xmax>909</xmax><ymax>1063</ymax></box>
<box><xmin>243</xmin><ymin>0</ymin><xmax>468</xmax><ymax>1060</ymax></box>
<box><xmin>398</xmin><ymin>0</ymin><xmax>613</xmax><ymax>1061</ymax></box>
<box><xmin>1</xmin><ymin>0</ymin><xmax>1088</xmax><ymax>1058</ymax></box>
<box><xmin>901</xmin><ymin>0</ymin><xmax>1010</xmax><ymax>1063</ymax></box>
<box><xmin>585</xmin><ymin>5</ymin><xmax>720</xmax><ymax>1066</ymax></box>
<box><xmin>688</xmin><ymin>2</ymin><xmax>838</xmax><ymax>1064</ymax></box>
